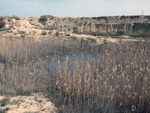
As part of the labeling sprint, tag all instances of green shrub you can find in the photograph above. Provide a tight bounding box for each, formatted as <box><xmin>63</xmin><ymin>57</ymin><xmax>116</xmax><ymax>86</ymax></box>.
<box><xmin>0</xmin><ymin>21</ymin><xmax>5</xmax><ymax>28</ymax></box>
<box><xmin>117</xmin><ymin>31</ymin><xmax>124</xmax><ymax>35</ymax></box>
<box><xmin>0</xmin><ymin>17</ymin><xmax>5</xmax><ymax>28</ymax></box>
<box><xmin>12</xmin><ymin>15</ymin><xmax>21</xmax><ymax>20</ymax></box>
<box><xmin>0</xmin><ymin>17</ymin><xmax>4</xmax><ymax>21</ymax></box>
<box><xmin>55</xmin><ymin>32</ymin><xmax>59</xmax><ymax>36</ymax></box>
<box><xmin>39</xmin><ymin>16</ymin><xmax>47</xmax><ymax>23</ymax></box>
<box><xmin>73</xmin><ymin>27</ymin><xmax>78</xmax><ymax>33</ymax></box>
<box><xmin>41</xmin><ymin>31</ymin><xmax>47</xmax><ymax>35</ymax></box>
<box><xmin>0</xmin><ymin>98</ymin><xmax>9</xmax><ymax>107</ymax></box>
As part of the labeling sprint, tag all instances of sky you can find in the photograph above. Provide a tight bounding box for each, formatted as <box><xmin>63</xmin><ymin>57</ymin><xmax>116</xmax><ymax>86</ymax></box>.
<box><xmin>0</xmin><ymin>0</ymin><xmax>149</xmax><ymax>17</ymax></box>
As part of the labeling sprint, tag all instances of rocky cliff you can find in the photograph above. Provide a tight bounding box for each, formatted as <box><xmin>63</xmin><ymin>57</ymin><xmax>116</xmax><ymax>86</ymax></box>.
<box><xmin>72</xmin><ymin>15</ymin><xmax>150</xmax><ymax>37</ymax></box>
<box><xmin>74</xmin><ymin>23</ymin><xmax>150</xmax><ymax>36</ymax></box>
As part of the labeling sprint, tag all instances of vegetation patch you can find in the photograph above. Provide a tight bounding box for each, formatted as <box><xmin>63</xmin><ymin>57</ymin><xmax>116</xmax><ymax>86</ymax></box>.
<box><xmin>39</xmin><ymin>16</ymin><xmax>48</xmax><ymax>23</ymax></box>
<box><xmin>0</xmin><ymin>17</ymin><xmax>5</xmax><ymax>28</ymax></box>
<box><xmin>0</xmin><ymin>36</ymin><xmax>149</xmax><ymax>113</ymax></box>
<box><xmin>0</xmin><ymin>98</ymin><xmax>9</xmax><ymax>107</ymax></box>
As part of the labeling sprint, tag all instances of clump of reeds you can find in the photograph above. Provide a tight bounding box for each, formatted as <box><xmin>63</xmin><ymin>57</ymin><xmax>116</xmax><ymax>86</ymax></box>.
<box><xmin>0</xmin><ymin>36</ymin><xmax>96</xmax><ymax>95</ymax></box>
<box><xmin>53</xmin><ymin>41</ymin><xmax>150</xmax><ymax>113</ymax></box>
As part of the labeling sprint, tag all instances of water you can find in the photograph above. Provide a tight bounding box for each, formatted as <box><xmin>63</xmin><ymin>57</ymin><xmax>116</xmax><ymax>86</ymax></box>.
<box><xmin>58</xmin><ymin>52</ymin><xmax>100</xmax><ymax>68</ymax></box>
<box><xmin>42</xmin><ymin>52</ymin><xmax>100</xmax><ymax>74</ymax></box>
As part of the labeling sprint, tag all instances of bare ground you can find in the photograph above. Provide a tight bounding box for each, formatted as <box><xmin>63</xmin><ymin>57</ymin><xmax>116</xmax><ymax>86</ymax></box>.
<box><xmin>0</xmin><ymin>93</ymin><xmax>57</xmax><ymax>113</ymax></box>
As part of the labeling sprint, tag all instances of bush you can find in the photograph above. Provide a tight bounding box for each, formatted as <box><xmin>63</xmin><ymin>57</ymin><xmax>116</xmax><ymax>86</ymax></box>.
<box><xmin>0</xmin><ymin>17</ymin><xmax>5</xmax><ymax>28</ymax></box>
<box><xmin>73</xmin><ymin>27</ymin><xmax>78</xmax><ymax>33</ymax></box>
<box><xmin>0</xmin><ymin>17</ymin><xmax>4</xmax><ymax>21</ymax></box>
<box><xmin>12</xmin><ymin>15</ymin><xmax>21</xmax><ymax>20</ymax></box>
<box><xmin>66</xmin><ymin>34</ymin><xmax>70</xmax><ymax>36</ymax></box>
<box><xmin>55</xmin><ymin>32</ymin><xmax>59</xmax><ymax>36</ymax></box>
<box><xmin>117</xmin><ymin>31</ymin><xmax>124</xmax><ymax>35</ymax></box>
<box><xmin>39</xmin><ymin>16</ymin><xmax>47</xmax><ymax>23</ymax></box>
<box><xmin>0</xmin><ymin>21</ymin><xmax>5</xmax><ymax>28</ymax></box>
<box><xmin>41</xmin><ymin>31</ymin><xmax>47</xmax><ymax>35</ymax></box>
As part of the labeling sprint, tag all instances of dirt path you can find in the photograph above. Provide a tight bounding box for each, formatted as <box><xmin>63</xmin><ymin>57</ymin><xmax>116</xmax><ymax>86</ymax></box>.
<box><xmin>0</xmin><ymin>93</ymin><xmax>57</xmax><ymax>113</ymax></box>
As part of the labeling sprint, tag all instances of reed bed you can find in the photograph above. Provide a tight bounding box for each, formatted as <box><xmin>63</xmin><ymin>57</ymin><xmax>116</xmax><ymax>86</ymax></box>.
<box><xmin>53</xmin><ymin>41</ymin><xmax>150</xmax><ymax>113</ymax></box>
<box><xmin>0</xmin><ymin>37</ymin><xmax>150</xmax><ymax>113</ymax></box>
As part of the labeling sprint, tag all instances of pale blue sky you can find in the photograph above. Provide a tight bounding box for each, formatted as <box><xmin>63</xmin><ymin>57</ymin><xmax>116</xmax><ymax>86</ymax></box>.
<box><xmin>0</xmin><ymin>0</ymin><xmax>149</xmax><ymax>17</ymax></box>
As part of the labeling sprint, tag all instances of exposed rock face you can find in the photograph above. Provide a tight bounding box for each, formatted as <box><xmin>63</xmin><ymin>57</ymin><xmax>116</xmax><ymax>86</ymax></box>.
<box><xmin>74</xmin><ymin>23</ymin><xmax>150</xmax><ymax>36</ymax></box>
<box><xmin>72</xmin><ymin>16</ymin><xmax>150</xmax><ymax>36</ymax></box>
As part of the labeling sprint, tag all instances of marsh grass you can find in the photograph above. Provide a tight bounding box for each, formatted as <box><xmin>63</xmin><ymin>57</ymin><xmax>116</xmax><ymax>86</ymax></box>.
<box><xmin>0</xmin><ymin>37</ymin><xmax>149</xmax><ymax>113</ymax></box>
<box><xmin>53</xmin><ymin>42</ymin><xmax>150</xmax><ymax>113</ymax></box>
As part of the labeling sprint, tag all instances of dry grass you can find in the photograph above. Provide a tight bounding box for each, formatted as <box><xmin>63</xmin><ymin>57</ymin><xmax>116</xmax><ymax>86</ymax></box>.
<box><xmin>0</xmin><ymin>37</ymin><xmax>150</xmax><ymax>113</ymax></box>
<box><xmin>52</xmin><ymin>41</ymin><xmax>150</xmax><ymax>113</ymax></box>
<box><xmin>0</xmin><ymin>36</ymin><xmax>95</xmax><ymax>94</ymax></box>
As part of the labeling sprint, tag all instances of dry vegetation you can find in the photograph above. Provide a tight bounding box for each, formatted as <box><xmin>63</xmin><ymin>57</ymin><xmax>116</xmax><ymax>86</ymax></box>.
<box><xmin>0</xmin><ymin>36</ymin><xmax>150</xmax><ymax>113</ymax></box>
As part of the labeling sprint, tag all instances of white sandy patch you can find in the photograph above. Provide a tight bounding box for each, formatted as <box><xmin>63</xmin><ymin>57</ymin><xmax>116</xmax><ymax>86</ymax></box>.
<box><xmin>0</xmin><ymin>93</ymin><xmax>57</xmax><ymax>113</ymax></box>
<box><xmin>70</xmin><ymin>33</ymin><xmax>144</xmax><ymax>45</ymax></box>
